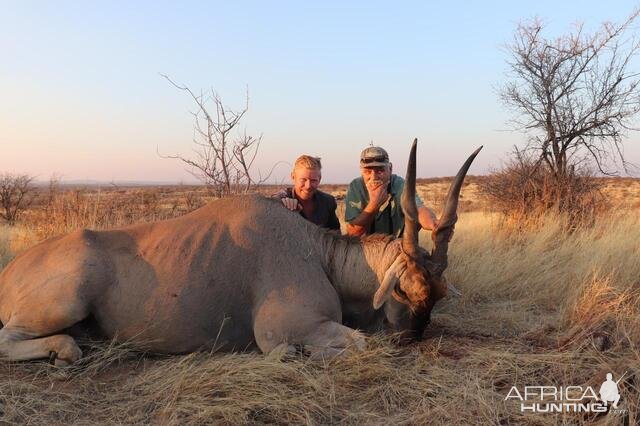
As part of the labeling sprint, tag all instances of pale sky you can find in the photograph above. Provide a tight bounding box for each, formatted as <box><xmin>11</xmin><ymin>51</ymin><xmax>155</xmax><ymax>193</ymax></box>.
<box><xmin>2</xmin><ymin>1</ymin><xmax>640</xmax><ymax>184</ymax></box>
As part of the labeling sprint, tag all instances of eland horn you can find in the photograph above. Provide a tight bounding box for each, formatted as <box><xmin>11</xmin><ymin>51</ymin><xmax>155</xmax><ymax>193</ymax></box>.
<box><xmin>401</xmin><ymin>139</ymin><xmax>419</xmax><ymax>258</ymax></box>
<box><xmin>431</xmin><ymin>146</ymin><xmax>483</xmax><ymax>275</ymax></box>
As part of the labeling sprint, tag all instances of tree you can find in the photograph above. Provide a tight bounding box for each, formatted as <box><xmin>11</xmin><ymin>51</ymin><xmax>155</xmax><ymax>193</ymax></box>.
<box><xmin>161</xmin><ymin>75</ymin><xmax>275</xmax><ymax>197</ymax></box>
<box><xmin>500</xmin><ymin>10</ymin><xmax>640</xmax><ymax>179</ymax></box>
<box><xmin>0</xmin><ymin>173</ymin><xmax>35</xmax><ymax>225</ymax></box>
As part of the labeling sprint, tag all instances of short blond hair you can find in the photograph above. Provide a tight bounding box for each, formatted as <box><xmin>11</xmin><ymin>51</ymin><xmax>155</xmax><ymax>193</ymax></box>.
<box><xmin>293</xmin><ymin>155</ymin><xmax>322</xmax><ymax>171</ymax></box>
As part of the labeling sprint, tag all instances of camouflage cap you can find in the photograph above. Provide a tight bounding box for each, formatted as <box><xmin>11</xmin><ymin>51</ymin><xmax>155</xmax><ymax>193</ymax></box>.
<box><xmin>359</xmin><ymin>146</ymin><xmax>390</xmax><ymax>168</ymax></box>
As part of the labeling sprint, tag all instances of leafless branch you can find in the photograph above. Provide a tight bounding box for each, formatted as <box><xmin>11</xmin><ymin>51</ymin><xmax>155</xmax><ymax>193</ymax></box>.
<box><xmin>159</xmin><ymin>75</ymin><xmax>272</xmax><ymax>197</ymax></box>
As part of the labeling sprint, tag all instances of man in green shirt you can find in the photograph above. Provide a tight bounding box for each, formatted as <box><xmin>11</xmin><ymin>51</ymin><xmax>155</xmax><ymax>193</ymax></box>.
<box><xmin>345</xmin><ymin>146</ymin><xmax>437</xmax><ymax>237</ymax></box>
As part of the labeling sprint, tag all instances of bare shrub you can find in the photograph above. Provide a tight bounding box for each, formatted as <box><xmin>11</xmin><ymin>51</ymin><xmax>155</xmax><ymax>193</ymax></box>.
<box><xmin>478</xmin><ymin>151</ymin><xmax>604</xmax><ymax>227</ymax></box>
<box><xmin>161</xmin><ymin>75</ymin><xmax>278</xmax><ymax>198</ymax></box>
<box><xmin>0</xmin><ymin>173</ymin><xmax>35</xmax><ymax>225</ymax></box>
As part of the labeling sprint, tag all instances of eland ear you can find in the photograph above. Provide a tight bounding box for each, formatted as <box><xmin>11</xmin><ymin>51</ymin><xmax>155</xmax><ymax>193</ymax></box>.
<box><xmin>373</xmin><ymin>278</ymin><xmax>397</xmax><ymax>309</ymax></box>
<box><xmin>372</xmin><ymin>256</ymin><xmax>404</xmax><ymax>310</ymax></box>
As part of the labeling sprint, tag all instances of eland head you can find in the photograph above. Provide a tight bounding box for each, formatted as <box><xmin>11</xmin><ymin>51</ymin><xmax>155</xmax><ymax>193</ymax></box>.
<box><xmin>372</xmin><ymin>140</ymin><xmax>482</xmax><ymax>340</ymax></box>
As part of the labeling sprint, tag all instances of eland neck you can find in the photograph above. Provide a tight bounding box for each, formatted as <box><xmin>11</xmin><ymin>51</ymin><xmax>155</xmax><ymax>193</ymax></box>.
<box><xmin>319</xmin><ymin>232</ymin><xmax>402</xmax><ymax>302</ymax></box>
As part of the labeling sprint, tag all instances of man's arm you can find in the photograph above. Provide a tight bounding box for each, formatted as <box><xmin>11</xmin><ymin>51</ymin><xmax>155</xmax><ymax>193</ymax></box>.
<box><xmin>417</xmin><ymin>206</ymin><xmax>438</xmax><ymax>231</ymax></box>
<box><xmin>345</xmin><ymin>206</ymin><xmax>377</xmax><ymax>236</ymax></box>
<box><xmin>418</xmin><ymin>205</ymin><xmax>455</xmax><ymax>241</ymax></box>
<box><xmin>345</xmin><ymin>183</ymin><xmax>389</xmax><ymax>236</ymax></box>
<box><xmin>326</xmin><ymin>197</ymin><xmax>341</xmax><ymax>231</ymax></box>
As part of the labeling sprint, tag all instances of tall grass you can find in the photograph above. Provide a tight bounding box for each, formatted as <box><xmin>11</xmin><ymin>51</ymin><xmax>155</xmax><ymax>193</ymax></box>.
<box><xmin>443</xmin><ymin>212</ymin><xmax>639</xmax><ymax>335</ymax></box>
<box><xmin>0</xmin><ymin>225</ymin><xmax>38</xmax><ymax>270</ymax></box>
<box><xmin>0</xmin><ymin>225</ymin><xmax>12</xmax><ymax>269</ymax></box>
<box><xmin>28</xmin><ymin>188</ymin><xmax>190</xmax><ymax>240</ymax></box>
<box><xmin>0</xmin><ymin>208</ymin><xmax>638</xmax><ymax>424</ymax></box>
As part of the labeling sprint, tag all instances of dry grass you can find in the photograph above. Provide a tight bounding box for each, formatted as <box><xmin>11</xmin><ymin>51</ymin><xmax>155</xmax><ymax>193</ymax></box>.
<box><xmin>0</xmin><ymin>226</ymin><xmax>11</xmax><ymax>268</ymax></box>
<box><xmin>24</xmin><ymin>186</ymin><xmax>208</xmax><ymax>240</ymax></box>
<box><xmin>0</xmin><ymin>225</ymin><xmax>36</xmax><ymax>268</ymax></box>
<box><xmin>0</xmin><ymin>182</ymin><xmax>639</xmax><ymax>424</ymax></box>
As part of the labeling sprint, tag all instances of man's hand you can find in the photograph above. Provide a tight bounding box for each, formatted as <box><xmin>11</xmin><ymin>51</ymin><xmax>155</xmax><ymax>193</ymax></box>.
<box><xmin>281</xmin><ymin>197</ymin><xmax>301</xmax><ymax>211</ymax></box>
<box><xmin>418</xmin><ymin>208</ymin><xmax>454</xmax><ymax>242</ymax></box>
<box><xmin>366</xmin><ymin>181</ymin><xmax>389</xmax><ymax>211</ymax></box>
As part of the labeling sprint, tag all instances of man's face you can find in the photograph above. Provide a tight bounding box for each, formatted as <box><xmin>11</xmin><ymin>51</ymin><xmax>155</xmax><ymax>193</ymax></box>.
<box><xmin>291</xmin><ymin>167</ymin><xmax>321</xmax><ymax>200</ymax></box>
<box><xmin>360</xmin><ymin>164</ymin><xmax>391</xmax><ymax>189</ymax></box>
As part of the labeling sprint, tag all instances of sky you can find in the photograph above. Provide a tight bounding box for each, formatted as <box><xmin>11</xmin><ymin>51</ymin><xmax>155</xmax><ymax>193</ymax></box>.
<box><xmin>2</xmin><ymin>1</ymin><xmax>640</xmax><ymax>184</ymax></box>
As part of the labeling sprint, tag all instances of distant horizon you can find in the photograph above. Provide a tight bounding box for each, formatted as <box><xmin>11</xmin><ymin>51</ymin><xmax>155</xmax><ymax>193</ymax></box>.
<box><xmin>27</xmin><ymin>173</ymin><xmax>639</xmax><ymax>189</ymax></box>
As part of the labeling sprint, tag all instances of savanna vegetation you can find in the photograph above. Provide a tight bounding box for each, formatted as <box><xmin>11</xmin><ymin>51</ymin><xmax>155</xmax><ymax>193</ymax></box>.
<box><xmin>0</xmin><ymin>178</ymin><xmax>638</xmax><ymax>424</ymax></box>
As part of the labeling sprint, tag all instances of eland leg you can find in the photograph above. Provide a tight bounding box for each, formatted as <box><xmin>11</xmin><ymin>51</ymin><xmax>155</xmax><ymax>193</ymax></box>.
<box><xmin>0</xmin><ymin>296</ymin><xmax>88</xmax><ymax>365</ymax></box>
<box><xmin>303</xmin><ymin>321</ymin><xmax>367</xmax><ymax>360</ymax></box>
<box><xmin>0</xmin><ymin>266</ymin><xmax>91</xmax><ymax>365</ymax></box>
<box><xmin>0</xmin><ymin>324</ymin><xmax>82</xmax><ymax>366</ymax></box>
